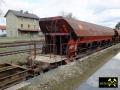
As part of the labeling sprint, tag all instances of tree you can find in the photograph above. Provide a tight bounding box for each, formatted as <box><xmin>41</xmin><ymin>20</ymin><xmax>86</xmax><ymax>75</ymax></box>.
<box><xmin>60</xmin><ymin>11</ymin><xmax>75</xmax><ymax>19</ymax></box>
<box><xmin>115</xmin><ymin>22</ymin><xmax>120</xmax><ymax>30</ymax></box>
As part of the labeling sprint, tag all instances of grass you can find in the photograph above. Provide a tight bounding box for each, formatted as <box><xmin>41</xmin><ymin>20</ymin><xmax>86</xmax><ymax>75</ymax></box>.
<box><xmin>0</xmin><ymin>53</ymin><xmax>29</xmax><ymax>64</ymax></box>
<box><xmin>0</xmin><ymin>46</ymin><xmax>29</xmax><ymax>64</ymax></box>
<box><xmin>0</xmin><ymin>47</ymin><xmax>13</xmax><ymax>52</ymax></box>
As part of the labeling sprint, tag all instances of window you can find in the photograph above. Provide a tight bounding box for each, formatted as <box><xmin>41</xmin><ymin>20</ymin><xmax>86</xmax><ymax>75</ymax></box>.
<box><xmin>34</xmin><ymin>25</ymin><xmax>36</xmax><ymax>29</ymax></box>
<box><xmin>21</xmin><ymin>24</ymin><xmax>23</xmax><ymax>28</ymax></box>
<box><xmin>28</xmin><ymin>24</ymin><xmax>30</xmax><ymax>28</ymax></box>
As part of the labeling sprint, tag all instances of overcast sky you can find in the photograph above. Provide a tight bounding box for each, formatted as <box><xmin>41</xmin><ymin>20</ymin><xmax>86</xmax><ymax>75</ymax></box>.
<box><xmin>0</xmin><ymin>0</ymin><xmax>120</xmax><ymax>28</ymax></box>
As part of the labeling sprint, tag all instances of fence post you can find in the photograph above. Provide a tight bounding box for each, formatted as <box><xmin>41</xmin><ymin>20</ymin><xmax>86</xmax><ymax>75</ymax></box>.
<box><xmin>33</xmin><ymin>41</ymin><xmax>36</xmax><ymax>59</ymax></box>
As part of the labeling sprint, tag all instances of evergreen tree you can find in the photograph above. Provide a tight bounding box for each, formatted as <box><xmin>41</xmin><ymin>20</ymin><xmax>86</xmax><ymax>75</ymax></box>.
<box><xmin>115</xmin><ymin>22</ymin><xmax>120</xmax><ymax>30</ymax></box>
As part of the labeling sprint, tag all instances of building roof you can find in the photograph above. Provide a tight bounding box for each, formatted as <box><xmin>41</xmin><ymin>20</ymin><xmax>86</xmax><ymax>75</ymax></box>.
<box><xmin>0</xmin><ymin>25</ymin><xmax>6</xmax><ymax>30</ymax></box>
<box><xmin>39</xmin><ymin>16</ymin><xmax>114</xmax><ymax>36</ymax></box>
<box><xmin>4</xmin><ymin>10</ymin><xmax>39</xmax><ymax>20</ymax></box>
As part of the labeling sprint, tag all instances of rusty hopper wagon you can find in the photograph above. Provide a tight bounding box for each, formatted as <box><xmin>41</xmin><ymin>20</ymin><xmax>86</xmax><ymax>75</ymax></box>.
<box><xmin>0</xmin><ymin>63</ymin><xmax>28</xmax><ymax>89</ymax></box>
<box><xmin>29</xmin><ymin>16</ymin><xmax>119</xmax><ymax>71</ymax></box>
<box><xmin>39</xmin><ymin>16</ymin><xmax>115</xmax><ymax>55</ymax></box>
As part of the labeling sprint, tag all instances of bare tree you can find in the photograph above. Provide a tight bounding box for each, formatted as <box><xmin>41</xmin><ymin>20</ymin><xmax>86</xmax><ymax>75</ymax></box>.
<box><xmin>0</xmin><ymin>0</ymin><xmax>5</xmax><ymax>16</ymax></box>
<box><xmin>60</xmin><ymin>11</ymin><xmax>75</xmax><ymax>19</ymax></box>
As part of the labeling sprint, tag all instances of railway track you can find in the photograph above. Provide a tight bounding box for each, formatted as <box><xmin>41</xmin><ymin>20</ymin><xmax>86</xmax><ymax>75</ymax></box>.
<box><xmin>0</xmin><ymin>63</ymin><xmax>28</xmax><ymax>90</ymax></box>
<box><xmin>0</xmin><ymin>40</ymin><xmax>44</xmax><ymax>56</ymax></box>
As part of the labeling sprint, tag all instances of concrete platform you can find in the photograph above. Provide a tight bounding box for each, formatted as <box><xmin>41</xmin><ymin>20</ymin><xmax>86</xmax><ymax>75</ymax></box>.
<box><xmin>35</xmin><ymin>54</ymin><xmax>67</xmax><ymax>63</ymax></box>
